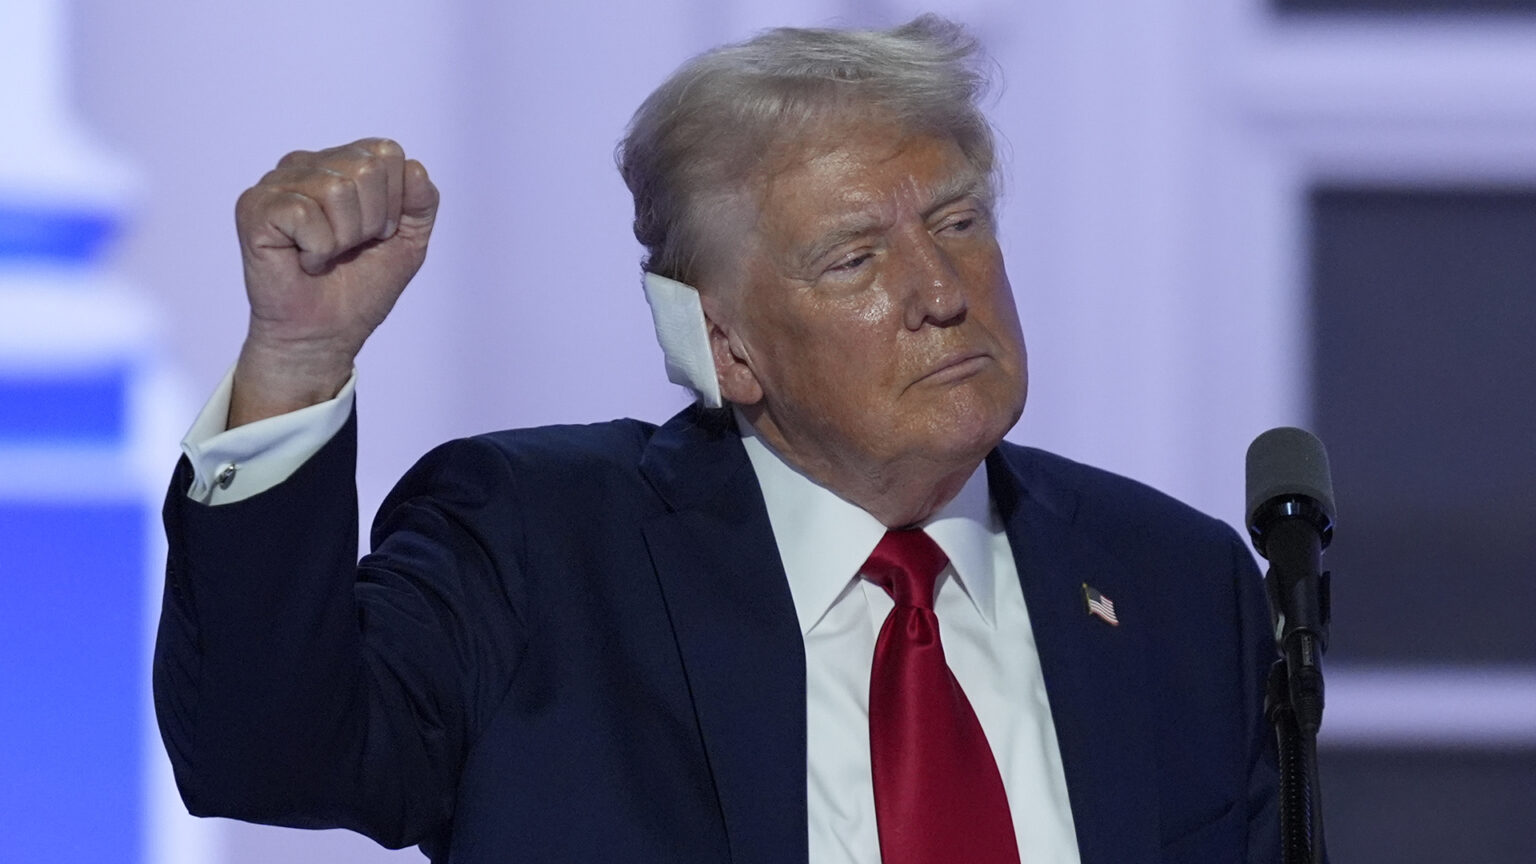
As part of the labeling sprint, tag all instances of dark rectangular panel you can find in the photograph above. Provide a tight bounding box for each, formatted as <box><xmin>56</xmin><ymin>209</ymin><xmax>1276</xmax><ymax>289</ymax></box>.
<box><xmin>1309</xmin><ymin>187</ymin><xmax>1536</xmax><ymax>664</ymax></box>
<box><xmin>1319</xmin><ymin>749</ymin><xmax>1536</xmax><ymax>863</ymax></box>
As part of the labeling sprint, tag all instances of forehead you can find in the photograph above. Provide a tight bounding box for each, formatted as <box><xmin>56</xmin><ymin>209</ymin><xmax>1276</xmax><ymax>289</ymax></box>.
<box><xmin>753</xmin><ymin>127</ymin><xmax>983</xmax><ymax>248</ymax></box>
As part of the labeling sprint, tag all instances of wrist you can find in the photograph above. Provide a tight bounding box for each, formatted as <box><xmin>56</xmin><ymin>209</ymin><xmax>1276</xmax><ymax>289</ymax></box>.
<box><xmin>229</xmin><ymin>337</ymin><xmax>354</xmax><ymax>428</ymax></box>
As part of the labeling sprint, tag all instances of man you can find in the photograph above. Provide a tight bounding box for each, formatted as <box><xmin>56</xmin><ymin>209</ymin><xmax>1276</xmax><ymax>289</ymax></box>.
<box><xmin>155</xmin><ymin>15</ymin><xmax>1280</xmax><ymax>864</ymax></box>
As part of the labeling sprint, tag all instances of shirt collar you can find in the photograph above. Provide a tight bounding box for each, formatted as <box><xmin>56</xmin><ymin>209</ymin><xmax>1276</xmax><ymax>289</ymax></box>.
<box><xmin>922</xmin><ymin>462</ymin><xmax>999</xmax><ymax>628</ymax></box>
<box><xmin>737</xmin><ymin>412</ymin><xmax>999</xmax><ymax>635</ymax></box>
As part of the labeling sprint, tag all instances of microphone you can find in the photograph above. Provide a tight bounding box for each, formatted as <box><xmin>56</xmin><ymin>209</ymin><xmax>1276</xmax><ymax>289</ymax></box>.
<box><xmin>1245</xmin><ymin>427</ymin><xmax>1336</xmax><ymax>735</ymax></box>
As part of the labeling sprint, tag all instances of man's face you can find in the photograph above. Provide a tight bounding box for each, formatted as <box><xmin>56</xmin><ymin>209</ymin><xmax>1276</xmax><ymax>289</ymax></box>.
<box><xmin>706</xmin><ymin>124</ymin><xmax>1028</xmax><ymax>502</ymax></box>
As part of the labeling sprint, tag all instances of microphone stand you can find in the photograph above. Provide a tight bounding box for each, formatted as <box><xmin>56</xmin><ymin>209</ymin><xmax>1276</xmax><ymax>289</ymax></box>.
<box><xmin>1260</xmin><ymin>517</ymin><xmax>1331</xmax><ymax>864</ymax></box>
<box><xmin>1266</xmin><ymin>661</ymin><xmax>1325</xmax><ymax>864</ymax></box>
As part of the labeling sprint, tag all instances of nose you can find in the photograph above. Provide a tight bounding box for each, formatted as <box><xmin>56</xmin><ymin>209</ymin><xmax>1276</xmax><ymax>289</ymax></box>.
<box><xmin>901</xmin><ymin>232</ymin><xmax>967</xmax><ymax>331</ymax></box>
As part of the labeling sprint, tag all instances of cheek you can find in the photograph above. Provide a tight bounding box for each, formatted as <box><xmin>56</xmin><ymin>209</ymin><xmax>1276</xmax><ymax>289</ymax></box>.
<box><xmin>815</xmin><ymin>296</ymin><xmax>907</xmax><ymax>388</ymax></box>
<box><xmin>787</xmin><ymin>291</ymin><xmax>898</xmax><ymax>357</ymax></box>
<box><xmin>848</xmin><ymin>290</ymin><xmax>898</xmax><ymax>327</ymax></box>
<box><xmin>973</xmin><ymin>266</ymin><xmax>1025</xmax><ymax>348</ymax></box>
<box><xmin>997</xmin><ymin>292</ymin><xmax>1026</xmax><ymax>349</ymax></box>
<box><xmin>743</xmin><ymin>283</ymin><xmax>909</xmax><ymax>411</ymax></box>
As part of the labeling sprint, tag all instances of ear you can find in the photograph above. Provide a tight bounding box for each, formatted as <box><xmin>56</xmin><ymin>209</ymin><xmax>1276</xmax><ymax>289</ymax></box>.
<box><xmin>701</xmin><ymin>297</ymin><xmax>764</xmax><ymax>406</ymax></box>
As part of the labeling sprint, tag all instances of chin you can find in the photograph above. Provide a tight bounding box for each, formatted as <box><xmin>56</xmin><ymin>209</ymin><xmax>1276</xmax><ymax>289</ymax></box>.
<box><xmin>910</xmin><ymin>401</ymin><xmax>1018</xmax><ymax>469</ymax></box>
<box><xmin>872</xmin><ymin>369</ymin><xmax>1026</xmax><ymax>468</ymax></box>
<box><xmin>955</xmin><ymin>411</ymin><xmax>1016</xmax><ymax>458</ymax></box>
<box><xmin>948</xmin><ymin>376</ymin><xmax>1024</xmax><ymax>446</ymax></box>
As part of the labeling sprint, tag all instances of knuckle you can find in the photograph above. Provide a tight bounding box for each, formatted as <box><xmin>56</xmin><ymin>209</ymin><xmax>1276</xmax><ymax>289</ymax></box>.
<box><xmin>235</xmin><ymin>185</ymin><xmax>265</xmax><ymax>215</ymax></box>
<box><xmin>275</xmin><ymin>149</ymin><xmax>313</xmax><ymax>169</ymax></box>
<box><xmin>236</xmin><ymin>187</ymin><xmax>288</xmax><ymax>224</ymax></box>
<box><xmin>368</xmin><ymin>137</ymin><xmax>404</xmax><ymax>160</ymax></box>
<box><xmin>315</xmin><ymin>173</ymin><xmax>357</xmax><ymax>207</ymax></box>
<box><xmin>351</xmin><ymin>154</ymin><xmax>385</xmax><ymax>182</ymax></box>
<box><xmin>273</xmin><ymin>192</ymin><xmax>321</xmax><ymax>226</ymax></box>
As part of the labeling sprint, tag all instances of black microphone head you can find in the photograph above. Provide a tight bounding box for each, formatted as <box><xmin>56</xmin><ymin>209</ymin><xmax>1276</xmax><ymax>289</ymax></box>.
<box><xmin>1245</xmin><ymin>427</ymin><xmax>1337</xmax><ymax>553</ymax></box>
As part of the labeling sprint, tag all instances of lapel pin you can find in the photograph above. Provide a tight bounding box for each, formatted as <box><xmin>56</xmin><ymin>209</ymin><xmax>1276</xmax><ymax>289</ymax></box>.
<box><xmin>1082</xmin><ymin>583</ymin><xmax>1119</xmax><ymax>627</ymax></box>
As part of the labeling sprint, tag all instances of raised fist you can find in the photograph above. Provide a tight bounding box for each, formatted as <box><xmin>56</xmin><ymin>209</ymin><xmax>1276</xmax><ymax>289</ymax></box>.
<box><xmin>229</xmin><ymin>138</ymin><xmax>439</xmax><ymax>426</ymax></box>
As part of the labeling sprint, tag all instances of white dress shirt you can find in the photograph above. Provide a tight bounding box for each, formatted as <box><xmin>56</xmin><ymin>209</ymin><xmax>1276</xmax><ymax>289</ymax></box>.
<box><xmin>739</xmin><ymin>421</ymin><xmax>1080</xmax><ymax>864</ymax></box>
<box><xmin>182</xmin><ymin>377</ymin><xmax>1080</xmax><ymax>862</ymax></box>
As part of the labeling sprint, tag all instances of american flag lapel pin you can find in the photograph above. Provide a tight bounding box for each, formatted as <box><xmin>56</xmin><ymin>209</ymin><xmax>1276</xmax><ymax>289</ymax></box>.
<box><xmin>1082</xmin><ymin>583</ymin><xmax>1119</xmax><ymax>627</ymax></box>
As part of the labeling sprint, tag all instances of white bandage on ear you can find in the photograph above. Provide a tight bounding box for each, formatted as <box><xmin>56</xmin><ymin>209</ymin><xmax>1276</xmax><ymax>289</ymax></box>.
<box><xmin>642</xmin><ymin>272</ymin><xmax>723</xmax><ymax>408</ymax></box>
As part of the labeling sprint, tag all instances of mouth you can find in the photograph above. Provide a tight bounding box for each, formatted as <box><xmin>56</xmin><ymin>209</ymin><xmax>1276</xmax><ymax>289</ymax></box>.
<box><xmin>914</xmin><ymin>351</ymin><xmax>991</xmax><ymax>386</ymax></box>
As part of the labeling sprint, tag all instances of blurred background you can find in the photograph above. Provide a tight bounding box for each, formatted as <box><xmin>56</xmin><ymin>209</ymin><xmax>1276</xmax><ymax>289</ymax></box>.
<box><xmin>2</xmin><ymin>0</ymin><xmax>1533</xmax><ymax>861</ymax></box>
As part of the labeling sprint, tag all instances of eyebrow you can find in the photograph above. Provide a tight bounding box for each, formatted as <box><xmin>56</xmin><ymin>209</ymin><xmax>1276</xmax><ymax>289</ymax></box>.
<box><xmin>794</xmin><ymin>169</ymin><xmax>991</xmax><ymax>272</ymax></box>
<box><xmin>921</xmin><ymin>169</ymin><xmax>992</xmax><ymax>221</ymax></box>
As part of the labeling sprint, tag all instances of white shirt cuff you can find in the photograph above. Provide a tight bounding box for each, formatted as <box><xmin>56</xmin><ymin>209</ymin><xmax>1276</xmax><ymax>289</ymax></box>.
<box><xmin>180</xmin><ymin>365</ymin><xmax>358</xmax><ymax>505</ymax></box>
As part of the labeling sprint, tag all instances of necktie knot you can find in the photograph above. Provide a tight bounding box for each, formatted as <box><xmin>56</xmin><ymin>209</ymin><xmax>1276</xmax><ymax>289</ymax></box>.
<box><xmin>863</xmin><ymin>529</ymin><xmax>949</xmax><ymax>611</ymax></box>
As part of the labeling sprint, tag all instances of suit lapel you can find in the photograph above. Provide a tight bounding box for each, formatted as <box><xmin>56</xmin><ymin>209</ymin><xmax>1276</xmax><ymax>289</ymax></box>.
<box><xmin>639</xmin><ymin>407</ymin><xmax>808</xmax><ymax>864</ymax></box>
<box><xmin>988</xmin><ymin>448</ymin><xmax>1161</xmax><ymax>864</ymax></box>
<box><xmin>635</xmin><ymin>414</ymin><xmax>1163</xmax><ymax>864</ymax></box>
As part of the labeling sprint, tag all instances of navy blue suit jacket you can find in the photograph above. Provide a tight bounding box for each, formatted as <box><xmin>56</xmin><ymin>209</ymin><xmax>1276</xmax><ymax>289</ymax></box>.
<box><xmin>155</xmin><ymin>405</ymin><xmax>1279</xmax><ymax>863</ymax></box>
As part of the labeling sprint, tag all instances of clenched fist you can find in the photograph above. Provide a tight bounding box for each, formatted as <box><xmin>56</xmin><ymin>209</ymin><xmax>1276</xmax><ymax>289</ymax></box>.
<box><xmin>229</xmin><ymin>138</ymin><xmax>439</xmax><ymax>427</ymax></box>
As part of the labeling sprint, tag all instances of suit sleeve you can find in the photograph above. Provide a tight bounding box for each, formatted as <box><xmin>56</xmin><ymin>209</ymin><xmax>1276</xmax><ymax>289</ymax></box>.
<box><xmin>153</xmin><ymin>410</ymin><xmax>528</xmax><ymax>850</ymax></box>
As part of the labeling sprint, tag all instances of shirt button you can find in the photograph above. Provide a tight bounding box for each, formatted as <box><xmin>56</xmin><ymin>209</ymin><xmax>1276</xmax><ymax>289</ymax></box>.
<box><xmin>216</xmin><ymin>464</ymin><xmax>238</xmax><ymax>489</ymax></box>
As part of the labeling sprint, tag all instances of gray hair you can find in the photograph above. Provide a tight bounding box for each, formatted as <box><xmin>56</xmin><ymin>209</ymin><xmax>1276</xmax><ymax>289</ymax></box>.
<box><xmin>616</xmin><ymin>14</ymin><xmax>998</xmax><ymax>286</ymax></box>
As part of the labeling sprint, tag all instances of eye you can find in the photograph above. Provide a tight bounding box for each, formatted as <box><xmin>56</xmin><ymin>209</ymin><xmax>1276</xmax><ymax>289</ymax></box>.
<box><xmin>941</xmin><ymin>214</ymin><xmax>979</xmax><ymax>235</ymax></box>
<box><xmin>828</xmin><ymin>252</ymin><xmax>873</xmax><ymax>273</ymax></box>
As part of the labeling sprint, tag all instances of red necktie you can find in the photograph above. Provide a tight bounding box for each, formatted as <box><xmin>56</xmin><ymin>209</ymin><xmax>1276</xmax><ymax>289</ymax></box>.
<box><xmin>865</xmin><ymin>529</ymin><xmax>1021</xmax><ymax>864</ymax></box>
